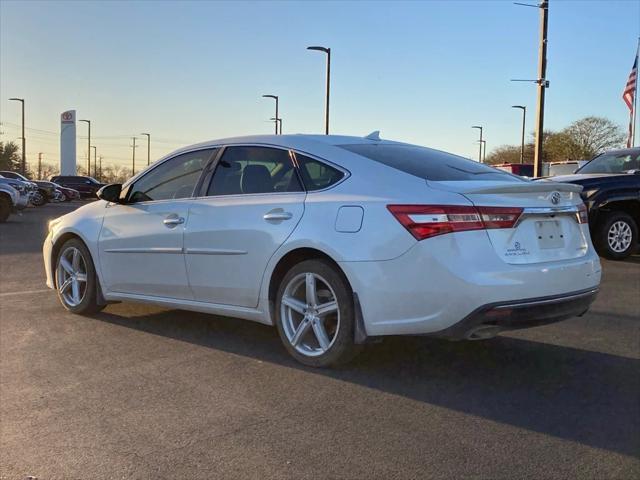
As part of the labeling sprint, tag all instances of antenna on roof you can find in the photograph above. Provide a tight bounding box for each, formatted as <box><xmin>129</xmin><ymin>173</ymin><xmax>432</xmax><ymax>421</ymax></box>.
<box><xmin>364</xmin><ymin>130</ymin><xmax>381</xmax><ymax>141</ymax></box>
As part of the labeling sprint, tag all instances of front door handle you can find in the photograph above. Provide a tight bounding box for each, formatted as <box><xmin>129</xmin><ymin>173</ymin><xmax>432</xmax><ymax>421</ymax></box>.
<box><xmin>163</xmin><ymin>216</ymin><xmax>185</xmax><ymax>227</ymax></box>
<box><xmin>263</xmin><ymin>211</ymin><xmax>293</xmax><ymax>221</ymax></box>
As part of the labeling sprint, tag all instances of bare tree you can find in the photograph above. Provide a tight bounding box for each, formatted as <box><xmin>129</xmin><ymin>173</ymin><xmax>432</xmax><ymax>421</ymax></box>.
<box><xmin>563</xmin><ymin>117</ymin><xmax>625</xmax><ymax>159</ymax></box>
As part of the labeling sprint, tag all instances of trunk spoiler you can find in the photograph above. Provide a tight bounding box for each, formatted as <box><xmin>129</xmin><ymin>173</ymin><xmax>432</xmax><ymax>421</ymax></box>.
<box><xmin>426</xmin><ymin>179</ymin><xmax>583</xmax><ymax>194</ymax></box>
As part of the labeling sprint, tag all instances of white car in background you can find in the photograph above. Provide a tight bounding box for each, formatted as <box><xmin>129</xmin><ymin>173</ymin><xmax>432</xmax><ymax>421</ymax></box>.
<box><xmin>43</xmin><ymin>134</ymin><xmax>601</xmax><ymax>367</ymax></box>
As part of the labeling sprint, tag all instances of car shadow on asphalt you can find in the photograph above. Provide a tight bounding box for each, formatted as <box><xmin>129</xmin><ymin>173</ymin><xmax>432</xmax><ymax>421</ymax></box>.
<box><xmin>94</xmin><ymin>307</ymin><xmax>639</xmax><ymax>459</ymax></box>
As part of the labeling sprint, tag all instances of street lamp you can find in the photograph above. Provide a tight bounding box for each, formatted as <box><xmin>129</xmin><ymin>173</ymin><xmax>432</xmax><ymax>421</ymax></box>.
<box><xmin>79</xmin><ymin>119</ymin><xmax>91</xmax><ymax>174</ymax></box>
<box><xmin>270</xmin><ymin>117</ymin><xmax>282</xmax><ymax>135</ymax></box>
<box><xmin>8</xmin><ymin>98</ymin><xmax>26</xmax><ymax>175</ymax></box>
<box><xmin>91</xmin><ymin>146</ymin><xmax>97</xmax><ymax>179</ymax></box>
<box><xmin>511</xmin><ymin>105</ymin><xmax>527</xmax><ymax>164</ymax></box>
<box><xmin>262</xmin><ymin>95</ymin><xmax>279</xmax><ymax>135</ymax></box>
<box><xmin>471</xmin><ymin>126</ymin><xmax>483</xmax><ymax>162</ymax></box>
<box><xmin>141</xmin><ymin>133</ymin><xmax>151</xmax><ymax>165</ymax></box>
<box><xmin>307</xmin><ymin>45</ymin><xmax>331</xmax><ymax>134</ymax></box>
<box><xmin>479</xmin><ymin>139</ymin><xmax>487</xmax><ymax>163</ymax></box>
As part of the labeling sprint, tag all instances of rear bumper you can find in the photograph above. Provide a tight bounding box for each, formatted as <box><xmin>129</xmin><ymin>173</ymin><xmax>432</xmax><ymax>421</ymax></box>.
<box><xmin>339</xmin><ymin>230</ymin><xmax>601</xmax><ymax>337</ymax></box>
<box><xmin>432</xmin><ymin>287</ymin><xmax>599</xmax><ymax>340</ymax></box>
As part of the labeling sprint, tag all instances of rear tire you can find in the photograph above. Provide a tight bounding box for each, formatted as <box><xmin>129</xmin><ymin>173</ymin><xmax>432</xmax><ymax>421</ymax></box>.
<box><xmin>595</xmin><ymin>211</ymin><xmax>638</xmax><ymax>260</ymax></box>
<box><xmin>275</xmin><ymin>259</ymin><xmax>361</xmax><ymax>367</ymax></box>
<box><xmin>0</xmin><ymin>196</ymin><xmax>11</xmax><ymax>222</ymax></box>
<box><xmin>55</xmin><ymin>238</ymin><xmax>105</xmax><ymax>314</ymax></box>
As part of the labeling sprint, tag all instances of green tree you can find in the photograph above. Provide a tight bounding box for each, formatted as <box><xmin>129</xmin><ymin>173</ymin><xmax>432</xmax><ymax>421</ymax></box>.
<box><xmin>0</xmin><ymin>141</ymin><xmax>21</xmax><ymax>171</ymax></box>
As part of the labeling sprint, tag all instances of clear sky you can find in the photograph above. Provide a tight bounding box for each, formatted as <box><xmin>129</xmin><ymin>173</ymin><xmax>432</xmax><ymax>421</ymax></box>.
<box><xmin>1</xmin><ymin>0</ymin><xmax>639</xmax><ymax>171</ymax></box>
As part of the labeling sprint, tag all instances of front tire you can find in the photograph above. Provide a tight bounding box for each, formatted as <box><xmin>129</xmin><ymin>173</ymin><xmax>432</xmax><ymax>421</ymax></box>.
<box><xmin>55</xmin><ymin>239</ymin><xmax>104</xmax><ymax>314</ymax></box>
<box><xmin>595</xmin><ymin>211</ymin><xmax>638</xmax><ymax>260</ymax></box>
<box><xmin>275</xmin><ymin>259</ymin><xmax>360</xmax><ymax>367</ymax></box>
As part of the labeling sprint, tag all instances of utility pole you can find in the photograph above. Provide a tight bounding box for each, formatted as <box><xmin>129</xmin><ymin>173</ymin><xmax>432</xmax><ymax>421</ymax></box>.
<box><xmin>9</xmin><ymin>98</ymin><xmax>25</xmax><ymax>175</ymax></box>
<box><xmin>38</xmin><ymin>152</ymin><xmax>43</xmax><ymax>179</ymax></box>
<box><xmin>141</xmin><ymin>133</ymin><xmax>151</xmax><ymax>165</ymax></box>
<box><xmin>472</xmin><ymin>126</ymin><xmax>483</xmax><ymax>162</ymax></box>
<box><xmin>79</xmin><ymin>119</ymin><xmax>91</xmax><ymax>175</ymax></box>
<box><xmin>91</xmin><ymin>146</ymin><xmax>97</xmax><ymax>178</ymax></box>
<box><xmin>131</xmin><ymin>137</ymin><xmax>137</xmax><ymax>175</ymax></box>
<box><xmin>533</xmin><ymin>0</ymin><xmax>549</xmax><ymax>178</ymax></box>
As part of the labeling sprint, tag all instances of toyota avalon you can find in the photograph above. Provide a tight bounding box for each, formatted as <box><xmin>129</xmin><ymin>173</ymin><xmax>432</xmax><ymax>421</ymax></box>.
<box><xmin>43</xmin><ymin>134</ymin><xmax>601</xmax><ymax>366</ymax></box>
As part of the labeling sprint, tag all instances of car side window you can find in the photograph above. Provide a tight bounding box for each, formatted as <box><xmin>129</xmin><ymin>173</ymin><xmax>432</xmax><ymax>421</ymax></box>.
<box><xmin>294</xmin><ymin>153</ymin><xmax>344</xmax><ymax>191</ymax></box>
<box><xmin>128</xmin><ymin>149</ymin><xmax>216</xmax><ymax>203</ymax></box>
<box><xmin>206</xmin><ymin>146</ymin><xmax>302</xmax><ymax>196</ymax></box>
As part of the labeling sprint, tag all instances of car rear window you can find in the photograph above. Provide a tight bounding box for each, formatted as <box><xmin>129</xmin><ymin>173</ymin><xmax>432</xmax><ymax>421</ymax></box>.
<box><xmin>339</xmin><ymin>143</ymin><xmax>522</xmax><ymax>182</ymax></box>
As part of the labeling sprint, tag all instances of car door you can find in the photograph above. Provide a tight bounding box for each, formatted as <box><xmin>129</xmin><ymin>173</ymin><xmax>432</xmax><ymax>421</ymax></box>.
<box><xmin>98</xmin><ymin>149</ymin><xmax>216</xmax><ymax>299</ymax></box>
<box><xmin>184</xmin><ymin>145</ymin><xmax>305</xmax><ymax>307</ymax></box>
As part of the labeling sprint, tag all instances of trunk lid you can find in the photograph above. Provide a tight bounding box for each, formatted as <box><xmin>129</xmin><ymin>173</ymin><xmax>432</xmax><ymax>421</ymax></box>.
<box><xmin>428</xmin><ymin>180</ymin><xmax>589</xmax><ymax>264</ymax></box>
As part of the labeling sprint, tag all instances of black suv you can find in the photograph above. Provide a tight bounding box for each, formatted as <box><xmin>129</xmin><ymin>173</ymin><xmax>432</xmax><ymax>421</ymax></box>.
<box><xmin>551</xmin><ymin>147</ymin><xmax>640</xmax><ymax>260</ymax></box>
<box><xmin>51</xmin><ymin>175</ymin><xmax>104</xmax><ymax>198</ymax></box>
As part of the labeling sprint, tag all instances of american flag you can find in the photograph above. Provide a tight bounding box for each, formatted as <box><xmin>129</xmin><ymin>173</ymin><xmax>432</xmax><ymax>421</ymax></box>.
<box><xmin>623</xmin><ymin>56</ymin><xmax>637</xmax><ymax>147</ymax></box>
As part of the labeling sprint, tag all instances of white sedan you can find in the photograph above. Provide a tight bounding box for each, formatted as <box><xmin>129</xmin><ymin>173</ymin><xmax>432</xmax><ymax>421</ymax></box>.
<box><xmin>44</xmin><ymin>134</ymin><xmax>601</xmax><ymax>367</ymax></box>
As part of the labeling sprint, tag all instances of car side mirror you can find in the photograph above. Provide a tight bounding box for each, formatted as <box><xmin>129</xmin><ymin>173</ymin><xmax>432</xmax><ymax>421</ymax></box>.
<box><xmin>97</xmin><ymin>183</ymin><xmax>122</xmax><ymax>203</ymax></box>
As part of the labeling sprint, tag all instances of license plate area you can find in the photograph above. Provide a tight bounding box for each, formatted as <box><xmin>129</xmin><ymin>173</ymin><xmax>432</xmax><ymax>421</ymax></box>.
<box><xmin>535</xmin><ymin>220</ymin><xmax>564</xmax><ymax>249</ymax></box>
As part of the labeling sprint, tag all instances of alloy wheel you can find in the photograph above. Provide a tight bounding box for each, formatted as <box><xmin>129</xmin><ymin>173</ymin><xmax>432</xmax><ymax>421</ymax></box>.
<box><xmin>280</xmin><ymin>272</ymin><xmax>340</xmax><ymax>357</ymax></box>
<box><xmin>607</xmin><ymin>220</ymin><xmax>632</xmax><ymax>253</ymax></box>
<box><xmin>56</xmin><ymin>246</ymin><xmax>88</xmax><ymax>307</ymax></box>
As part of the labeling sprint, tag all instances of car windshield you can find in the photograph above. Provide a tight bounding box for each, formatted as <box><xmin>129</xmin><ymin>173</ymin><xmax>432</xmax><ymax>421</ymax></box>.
<box><xmin>339</xmin><ymin>143</ymin><xmax>522</xmax><ymax>182</ymax></box>
<box><xmin>577</xmin><ymin>150</ymin><xmax>640</xmax><ymax>174</ymax></box>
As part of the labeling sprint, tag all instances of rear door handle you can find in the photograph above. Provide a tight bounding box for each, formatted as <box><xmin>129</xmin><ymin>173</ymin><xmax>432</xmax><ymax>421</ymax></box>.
<box><xmin>263</xmin><ymin>211</ymin><xmax>293</xmax><ymax>221</ymax></box>
<box><xmin>163</xmin><ymin>216</ymin><xmax>185</xmax><ymax>227</ymax></box>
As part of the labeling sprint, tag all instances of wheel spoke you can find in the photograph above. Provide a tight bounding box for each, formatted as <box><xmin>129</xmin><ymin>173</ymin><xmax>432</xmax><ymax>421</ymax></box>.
<box><xmin>312</xmin><ymin>318</ymin><xmax>330</xmax><ymax>351</ymax></box>
<box><xmin>305</xmin><ymin>273</ymin><xmax>318</xmax><ymax>306</ymax></box>
<box><xmin>59</xmin><ymin>277</ymin><xmax>73</xmax><ymax>293</ymax></box>
<box><xmin>290</xmin><ymin>317</ymin><xmax>312</xmax><ymax>346</ymax></box>
<box><xmin>76</xmin><ymin>273</ymin><xmax>88</xmax><ymax>283</ymax></box>
<box><xmin>282</xmin><ymin>295</ymin><xmax>306</xmax><ymax>315</ymax></box>
<box><xmin>72</xmin><ymin>249</ymin><xmax>80</xmax><ymax>271</ymax></box>
<box><xmin>317</xmin><ymin>300</ymin><xmax>337</xmax><ymax>317</ymax></box>
<box><xmin>59</xmin><ymin>256</ymin><xmax>73</xmax><ymax>274</ymax></box>
<box><xmin>71</xmin><ymin>279</ymin><xmax>80</xmax><ymax>304</ymax></box>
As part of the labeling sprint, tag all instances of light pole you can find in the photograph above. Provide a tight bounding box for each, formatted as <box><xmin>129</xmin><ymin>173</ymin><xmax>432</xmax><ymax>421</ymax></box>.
<box><xmin>472</xmin><ymin>126</ymin><xmax>483</xmax><ymax>162</ymax></box>
<box><xmin>262</xmin><ymin>95</ymin><xmax>279</xmax><ymax>134</ymax></box>
<box><xmin>512</xmin><ymin>105</ymin><xmax>526</xmax><ymax>164</ymax></box>
<box><xmin>479</xmin><ymin>140</ymin><xmax>487</xmax><ymax>163</ymax></box>
<box><xmin>98</xmin><ymin>156</ymin><xmax>103</xmax><ymax>181</ymax></box>
<box><xmin>79</xmin><ymin>119</ymin><xmax>91</xmax><ymax>174</ymax></box>
<box><xmin>270</xmin><ymin>117</ymin><xmax>282</xmax><ymax>135</ymax></box>
<box><xmin>141</xmin><ymin>133</ymin><xmax>151</xmax><ymax>165</ymax></box>
<box><xmin>307</xmin><ymin>46</ymin><xmax>331</xmax><ymax>134</ymax></box>
<box><xmin>131</xmin><ymin>137</ymin><xmax>137</xmax><ymax>175</ymax></box>
<box><xmin>38</xmin><ymin>152</ymin><xmax>43</xmax><ymax>179</ymax></box>
<box><xmin>91</xmin><ymin>146</ymin><xmax>97</xmax><ymax>178</ymax></box>
<box><xmin>9</xmin><ymin>98</ymin><xmax>25</xmax><ymax>175</ymax></box>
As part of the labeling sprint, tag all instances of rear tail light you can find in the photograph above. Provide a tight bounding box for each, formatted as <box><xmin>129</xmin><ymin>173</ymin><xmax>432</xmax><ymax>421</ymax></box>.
<box><xmin>577</xmin><ymin>203</ymin><xmax>588</xmax><ymax>224</ymax></box>
<box><xmin>387</xmin><ymin>205</ymin><xmax>523</xmax><ymax>241</ymax></box>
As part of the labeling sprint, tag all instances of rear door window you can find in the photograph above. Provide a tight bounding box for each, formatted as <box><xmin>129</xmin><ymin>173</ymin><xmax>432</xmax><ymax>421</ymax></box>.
<box><xmin>339</xmin><ymin>144</ymin><xmax>522</xmax><ymax>182</ymax></box>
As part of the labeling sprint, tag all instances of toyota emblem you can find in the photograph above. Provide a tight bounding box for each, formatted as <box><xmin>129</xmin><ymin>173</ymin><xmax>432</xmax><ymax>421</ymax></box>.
<box><xmin>550</xmin><ymin>191</ymin><xmax>561</xmax><ymax>205</ymax></box>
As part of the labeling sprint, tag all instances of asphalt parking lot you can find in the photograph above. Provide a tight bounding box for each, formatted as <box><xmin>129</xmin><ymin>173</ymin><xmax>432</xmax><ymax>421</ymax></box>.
<box><xmin>1</xmin><ymin>202</ymin><xmax>639</xmax><ymax>479</ymax></box>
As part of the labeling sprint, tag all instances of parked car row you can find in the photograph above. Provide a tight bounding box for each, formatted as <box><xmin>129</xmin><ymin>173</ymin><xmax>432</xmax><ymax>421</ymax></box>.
<box><xmin>0</xmin><ymin>171</ymin><xmax>87</xmax><ymax>222</ymax></box>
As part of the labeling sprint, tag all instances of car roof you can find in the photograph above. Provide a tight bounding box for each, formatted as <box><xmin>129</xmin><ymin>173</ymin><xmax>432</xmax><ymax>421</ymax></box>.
<box><xmin>165</xmin><ymin>133</ymin><xmax>404</xmax><ymax>157</ymax></box>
